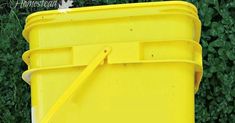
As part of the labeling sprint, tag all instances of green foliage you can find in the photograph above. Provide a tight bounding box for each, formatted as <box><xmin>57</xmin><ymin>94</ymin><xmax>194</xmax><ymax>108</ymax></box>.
<box><xmin>0</xmin><ymin>0</ymin><xmax>235</xmax><ymax>123</ymax></box>
<box><xmin>187</xmin><ymin>0</ymin><xmax>235</xmax><ymax>123</ymax></box>
<box><xmin>0</xmin><ymin>8</ymin><xmax>30</xmax><ymax>123</ymax></box>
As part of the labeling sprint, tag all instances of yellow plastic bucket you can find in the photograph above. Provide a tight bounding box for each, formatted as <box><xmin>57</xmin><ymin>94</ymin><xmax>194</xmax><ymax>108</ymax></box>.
<box><xmin>22</xmin><ymin>1</ymin><xmax>203</xmax><ymax>123</ymax></box>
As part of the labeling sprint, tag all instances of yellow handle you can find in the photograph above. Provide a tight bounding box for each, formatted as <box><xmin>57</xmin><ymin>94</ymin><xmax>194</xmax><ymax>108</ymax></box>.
<box><xmin>41</xmin><ymin>47</ymin><xmax>112</xmax><ymax>123</ymax></box>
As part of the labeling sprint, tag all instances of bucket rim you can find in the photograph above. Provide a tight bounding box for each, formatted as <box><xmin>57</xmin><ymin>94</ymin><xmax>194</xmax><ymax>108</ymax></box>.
<box><xmin>25</xmin><ymin>1</ymin><xmax>198</xmax><ymax>23</ymax></box>
<box><xmin>23</xmin><ymin>1</ymin><xmax>198</xmax><ymax>41</ymax></box>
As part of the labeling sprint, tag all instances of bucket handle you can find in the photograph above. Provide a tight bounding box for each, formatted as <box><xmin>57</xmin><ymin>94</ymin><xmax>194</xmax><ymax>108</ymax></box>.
<box><xmin>41</xmin><ymin>47</ymin><xmax>112</xmax><ymax>123</ymax></box>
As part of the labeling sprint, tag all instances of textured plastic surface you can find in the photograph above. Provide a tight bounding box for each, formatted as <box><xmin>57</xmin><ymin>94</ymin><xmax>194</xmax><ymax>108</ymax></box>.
<box><xmin>22</xmin><ymin>1</ymin><xmax>202</xmax><ymax>123</ymax></box>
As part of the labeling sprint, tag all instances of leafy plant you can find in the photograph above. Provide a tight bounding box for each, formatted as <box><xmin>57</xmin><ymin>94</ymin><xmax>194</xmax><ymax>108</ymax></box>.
<box><xmin>187</xmin><ymin>0</ymin><xmax>235</xmax><ymax>122</ymax></box>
